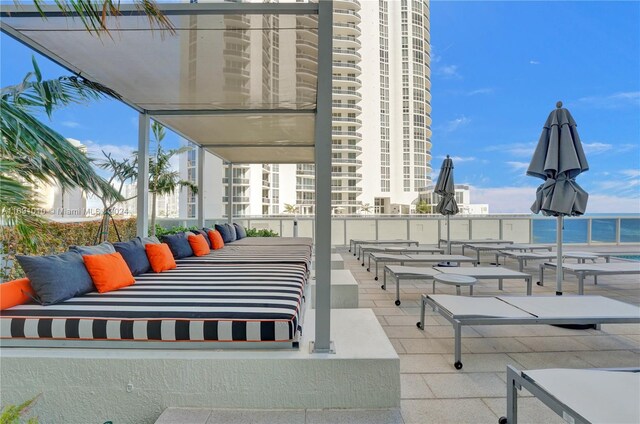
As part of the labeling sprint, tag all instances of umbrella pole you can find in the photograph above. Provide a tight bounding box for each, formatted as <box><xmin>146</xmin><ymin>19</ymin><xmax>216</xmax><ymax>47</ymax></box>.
<box><xmin>447</xmin><ymin>214</ymin><xmax>451</xmax><ymax>255</ymax></box>
<box><xmin>556</xmin><ymin>215</ymin><xmax>563</xmax><ymax>295</ymax></box>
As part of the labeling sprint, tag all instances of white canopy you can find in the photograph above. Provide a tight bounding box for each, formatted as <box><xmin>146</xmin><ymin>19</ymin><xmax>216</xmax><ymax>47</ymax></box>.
<box><xmin>1</xmin><ymin>2</ymin><xmax>319</xmax><ymax>163</ymax></box>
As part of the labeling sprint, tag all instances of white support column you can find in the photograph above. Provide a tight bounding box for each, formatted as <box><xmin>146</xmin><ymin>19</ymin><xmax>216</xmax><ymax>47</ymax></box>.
<box><xmin>228</xmin><ymin>163</ymin><xmax>234</xmax><ymax>224</ymax></box>
<box><xmin>136</xmin><ymin>113</ymin><xmax>150</xmax><ymax>237</ymax></box>
<box><xmin>312</xmin><ymin>0</ymin><xmax>334</xmax><ymax>354</ymax></box>
<box><xmin>197</xmin><ymin>146</ymin><xmax>205</xmax><ymax>228</ymax></box>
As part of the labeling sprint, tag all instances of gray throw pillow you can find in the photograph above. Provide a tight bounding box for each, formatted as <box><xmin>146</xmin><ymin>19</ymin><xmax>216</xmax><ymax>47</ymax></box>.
<box><xmin>16</xmin><ymin>251</ymin><xmax>94</xmax><ymax>305</ymax></box>
<box><xmin>69</xmin><ymin>241</ymin><xmax>115</xmax><ymax>255</ymax></box>
<box><xmin>140</xmin><ymin>236</ymin><xmax>161</xmax><ymax>245</ymax></box>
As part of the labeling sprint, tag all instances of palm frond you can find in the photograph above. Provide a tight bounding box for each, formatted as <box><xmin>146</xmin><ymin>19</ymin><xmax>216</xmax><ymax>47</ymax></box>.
<box><xmin>28</xmin><ymin>0</ymin><xmax>175</xmax><ymax>36</ymax></box>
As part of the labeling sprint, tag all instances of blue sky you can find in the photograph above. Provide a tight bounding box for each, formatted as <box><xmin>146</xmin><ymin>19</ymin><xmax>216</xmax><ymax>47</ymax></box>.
<box><xmin>1</xmin><ymin>1</ymin><xmax>639</xmax><ymax>213</ymax></box>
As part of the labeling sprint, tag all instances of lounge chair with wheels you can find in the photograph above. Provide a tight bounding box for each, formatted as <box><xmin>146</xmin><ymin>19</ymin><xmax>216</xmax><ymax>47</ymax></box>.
<box><xmin>368</xmin><ymin>253</ymin><xmax>476</xmax><ymax>280</ymax></box>
<box><xmin>500</xmin><ymin>366</ymin><xmax>640</xmax><ymax>424</ymax></box>
<box><xmin>461</xmin><ymin>243</ymin><xmax>552</xmax><ymax>265</ymax></box>
<box><xmin>349</xmin><ymin>239</ymin><xmax>419</xmax><ymax>256</ymax></box>
<box><xmin>538</xmin><ymin>261</ymin><xmax>640</xmax><ymax>294</ymax></box>
<box><xmin>417</xmin><ymin>294</ymin><xmax>640</xmax><ymax>370</ymax></box>
<box><xmin>358</xmin><ymin>244</ymin><xmax>443</xmax><ymax>264</ymax></box>
<box><xmin>432</xmin><ymin>266</ymin><xmax>533</xmax><ymax>295</ymax></box>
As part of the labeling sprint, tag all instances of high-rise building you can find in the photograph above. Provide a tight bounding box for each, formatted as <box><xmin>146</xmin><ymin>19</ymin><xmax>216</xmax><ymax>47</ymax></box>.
<box><xmin>178</xmin><ymin>0</ymin><xmax>432</xmax><ymax>218</ymax></box>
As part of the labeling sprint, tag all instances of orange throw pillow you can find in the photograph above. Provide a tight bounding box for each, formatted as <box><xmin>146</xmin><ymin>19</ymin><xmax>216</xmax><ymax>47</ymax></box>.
<box><xmin>145</xmin><ymin>243</ymin><xmax>177</xmax><ymax>273</ymax></box>
<box><xmin>0</xmin><ymin>278</ymin><xmax>35</xmax><ymax>310</ymax></box>
<box><xmin>188</xmin><ymin>233</ymin><xmax>211</xmax><ymax>256</ymax></box>
<box><xmin>83</xmin><ymin>252</ymin><xmax>135</xmax><ymax>293</ymax></box>
<box><xmin>208</xmin><ymin>230</ymin><xmax>224</xmax><ymax>250</ymax></box>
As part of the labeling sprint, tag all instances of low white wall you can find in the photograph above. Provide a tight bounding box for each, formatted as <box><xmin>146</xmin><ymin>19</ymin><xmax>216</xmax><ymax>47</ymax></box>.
<box><xmin>0</xmin><ymin>309</ymin><xmax>399</xmax><ymax>423</ymax></box>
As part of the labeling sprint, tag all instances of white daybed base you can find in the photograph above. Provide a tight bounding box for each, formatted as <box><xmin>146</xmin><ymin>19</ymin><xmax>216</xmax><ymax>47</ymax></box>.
<box><xmin>461</xmin><ymin>243</ymin><xmax>552</xmax><ymax>265</ymax></box>
<box><xmin>417</xmin><ymin>294</ymin><xmax>640</xmax><ymax>370</ymax></box>
<box><xmin>501</xmin><ymin>366</ymin><xmax>640</xmax><ymax>424</ymax></box>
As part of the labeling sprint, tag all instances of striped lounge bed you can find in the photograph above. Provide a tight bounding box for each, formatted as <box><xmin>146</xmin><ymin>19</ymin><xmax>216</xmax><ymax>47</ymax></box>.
<box><xmin>228</xmin><ymin>237</ymin><xmax>313</xmax><ymax>252</ymax></box>
<box><xmin>177</xmin><ymin>245</ymin><xmax>313</xmax><ymax>271</ymax></box>
<box><xmin>0</xmin><ymin>263</ymin><xmax>308</xmax><ymax>349</ymax></box>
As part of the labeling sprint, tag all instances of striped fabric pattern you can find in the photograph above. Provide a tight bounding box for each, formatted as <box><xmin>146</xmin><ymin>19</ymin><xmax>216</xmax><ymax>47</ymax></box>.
<box><xmin>0</xmin><ymin>263</ymin><xmax>306</xmax><ymax>343</ymax></box>
<box><xmin>176</xmin><ymin>246</ymin><xmax>312</xmax><ymax>269</ymax></box>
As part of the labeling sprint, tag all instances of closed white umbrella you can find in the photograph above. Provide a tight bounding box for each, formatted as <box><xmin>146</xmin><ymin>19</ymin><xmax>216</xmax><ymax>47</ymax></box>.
<box><xmin>527</xmin><ymin>101</ymin><xmax>589</xmax><ymax>294</ymax></box>
<box><xmin>435</xmin><ymin>155</ymin><xmax>459</xmax><ymax>254</ymax></box>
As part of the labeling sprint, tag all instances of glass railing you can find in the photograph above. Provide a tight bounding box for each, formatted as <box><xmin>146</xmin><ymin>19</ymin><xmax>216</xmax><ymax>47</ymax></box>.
<box><xmin>157</xmin><ymin>215</ymin><xmax>640</xmax><ymax>246</ymax></box>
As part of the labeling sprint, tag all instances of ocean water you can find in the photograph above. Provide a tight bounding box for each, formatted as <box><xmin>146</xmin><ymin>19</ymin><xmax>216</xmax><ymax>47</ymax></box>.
<box><xmin>532</xmin><ymin>215</ymin><xmax>640</xmax><ymax>244</ymax></box>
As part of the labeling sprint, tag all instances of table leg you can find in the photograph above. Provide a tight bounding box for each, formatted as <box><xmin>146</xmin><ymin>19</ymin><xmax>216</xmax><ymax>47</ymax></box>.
<box><xmin>499</xmin><ymin>278</ymin><xmax>503</xmax><ymax>290</ymax></box>
<box><xmin>382</xmin><ymin>267</ymin><xmax>387</xmax><ymax>290</ymax></box>
<box><xmin>433</xmin><ymin>280</ymin><xmax>436</xmax><ymax>294</ymax></box>
<box><xmin>396</xmin><ymin>275</ymin><xmax>401</xmax><ymax>305</ymax></box>
<box><xmin>375</xmin><ymin>260</ymin><xmax>379</xmax><ymax>281</ymax></box>
<box><xmin>518</xmin><ymin>259</ymin><xmax>524</xmax><ymax>273</ymax></box>
<box><xmin>594</xmin><ymin>275</ymin><xmax>598</xmax><ymax>285</ymax></box>
<box><xmin>477</xmin><ymin>250</ymin><xmax>481</xmax><ymax>265</ymax></box>
<box><xmin>454</xmin><ymin>322</ymin><xmax>463</xmax><ymax>369</ymax></box>
<box><xmin>526</xmin><ymin>277</ymin><xmax>532</xmax><ymax>296</ymax></box>
<box><xmin>506</xmin><ymin>367</ymin><xmax>519</xmax><ymax>424</ymax></box>
<box><xmin>579</xmin><ymin>274</ymin><xmax>584</xmax><ymax>295</ymax></box>
<box><xmin>417</xmin><ymin>295</ymin><xmax>426</xmax><ymax>330</ymax></box>
<box><xmin>456</xmin><ymin>285</ymin><xmax>461</xmax><ymax>295</ymax></box>
<box><xmin>367</xmin><ymin>254</ymin><xmax>371</xmax><ymax>272</ymax></box>
<box><xmin>469</xmin><ymin>285</ymin><xmax>473</xmax><ymax>296</ymax></box>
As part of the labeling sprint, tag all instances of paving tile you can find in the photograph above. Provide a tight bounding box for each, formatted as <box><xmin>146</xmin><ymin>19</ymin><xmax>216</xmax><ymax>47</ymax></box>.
<box><xmin>570</xmin><ymin>335</ymin><xmax>640</xmax><ymax>350</ymax></box>
<box><xmin>399</xmin><ymin>354</ymin><xmax>451</xmax><ymax>373</ymax></box>
<box><xmin>423</xmin><ymin>372</ymin><xmax>506</xmax><ymax>398</ymax></box>
<box><xmin>482</xmin><ymin>397</ymin><xmax>566</xmax><ymax>424</ymax></box>
<box><xmin>507</xmin><ymin>352</ymin><xmax>592</xmax><ymax>369</ymax></box>
<box><xmin>401</xmin><ymin>399</ymin><xmax>498</xmax><ymax>424</ymax></box>
<box><xmin>155</xmin><ymin>407</ymin><xmax>211</xmax><ymax>424</ymax></box>
<box><xmin>515</xmin><ymin>336</ymin><xmax>591</xmax><ymax>352</ymax></box>
<box><xmin>305</xmin><ymin>409</ymin><xmax>404</xmax><ymax>424</ymax></box>
<box><xmin>400</xmin><ymin>338</ymin><xmax>466</xmax><ymax>354</ymax></box>
<box><xmin>401</xmin><ymin>374</ymin><xmax>435</xmax><ymax>399</ymax></box>
<box><xmin>205</xmin><ymin>409</ymin><xmax>305</xmax><ymax>424</ymax></box>
<box><xmin>462</xmin><ymin>337</ymin><xmax>532</xmax><ymax>354</ymax></box>
<box><xmin>574</xmin><ymin>349</ymin><xmax>640</xmax><ymax>367</ymax></box>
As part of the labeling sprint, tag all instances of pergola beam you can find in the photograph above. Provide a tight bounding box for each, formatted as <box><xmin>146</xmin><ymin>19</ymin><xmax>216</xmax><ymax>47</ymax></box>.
<box><xmin>0</xmin><ymin>2</ymin><xmax>319</xmax><ymax>18</ymax></box>
<box><xmin>312</xmin><ymin>0</ymin><xmax>333</xmax><ymax>354</ymax></box>
<box><xmin>148</xmin><ymin>109</ymin><xmax>316</xmax><ymax>117</ymax></box>
<box><xmin>136</xmin><ymin>113</ymin><xmax>150</xmax><ymax>237</ymax></box>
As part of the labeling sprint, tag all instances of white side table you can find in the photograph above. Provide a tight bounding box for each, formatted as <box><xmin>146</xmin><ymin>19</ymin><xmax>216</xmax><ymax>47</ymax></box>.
<box><xmin>433</xmin><ymin>274</ymin><xmax>478</xmax><ymax>295</ymax></box>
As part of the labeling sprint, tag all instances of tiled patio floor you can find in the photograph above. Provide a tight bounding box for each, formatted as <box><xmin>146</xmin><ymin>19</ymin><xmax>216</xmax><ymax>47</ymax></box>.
<box><xmin>345</xmin><ymin>245</ymin><xmax>640</xmax><ymax>424</ymax></box>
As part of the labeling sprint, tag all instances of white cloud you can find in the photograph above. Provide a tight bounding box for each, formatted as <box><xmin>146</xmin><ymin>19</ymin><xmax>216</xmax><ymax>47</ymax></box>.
<box><xmin>471</xmin><ymin>185</ymin><xmax>640</xmax><ymax>214</ymax></box>
<box><xmin>441</xmin><ymin>116</ymin><xmax>471</xmax><ymax>132</ymax></box>
<box><xmin>484</xmin><ymin>142</ymin><xmax>536</xmax><ymax>157</ymax></box>
<box><xmin>466</xmin><ymin>87</ymin><xmax>494</xmax><ymax>96</ymax></box>
<box><xmin>435</xmin><ymin>64</ymin><xmax>461</xmax><ymax>79</ymax></box>
<box><xmin>61</xmin><ymin>120</ymin><xmax>81</xmax><ymax>128</ymax></box>
<box><xmin>621</xmin><ymin>169</ymin><xmax>640</xmax><ymax>178</ymax></box>
<box><xmin>575</xmin><ymin>91</ymin><xmax>640</xmax><ymax>109</ymax></box>
<box><xmin>435</xmin><ymin>155</ymin><xmax>476</xmax><ymax>163</ymax></box>
<box><xmin>582</xmin><ymin>142</ymin><xmax>613</xmax><ymax>155</ymax></box>
<box><xmin>83</xmin><ymin>139</ymin><xmax>135</xmax><ymax>163</ymax></box>
<box><xmin>506</xmin><ymin>161</ymin><xmax>529</xmax><ymax>172</ymax></box>
<box><xmin>529</xmin><ymin>60</ymin><xmax>540</xmax><ymax>65</ymax></box>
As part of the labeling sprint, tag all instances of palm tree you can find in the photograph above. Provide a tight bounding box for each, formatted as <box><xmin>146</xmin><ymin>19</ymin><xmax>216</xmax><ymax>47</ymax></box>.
<box><xmin>29</xmin><ymin>0</ymin><xmax>175</xmax><ymax>36</ymax></box>
<box><xmin>359</xmin><ymin>203</ymin><xmax>372</xmax><ymax>214</ymax></box>
<box><xmin>1</xmin><ymin>57</ymin><xmax>121</xmax><ymax>245</ymax></box>
<box><xmin>415</xmin><ymin>200</ymin><xmax>432</xmax><ymax>214</ymax></box>
<box><xmin>283</xmin><ymin>203</ymin><xmax>300</xmax><ymax>215</ymax></box>
<box><xmin>148</xmin><ymin>122</ymin><xmax>198</xmax><ymax>236</ymax></box>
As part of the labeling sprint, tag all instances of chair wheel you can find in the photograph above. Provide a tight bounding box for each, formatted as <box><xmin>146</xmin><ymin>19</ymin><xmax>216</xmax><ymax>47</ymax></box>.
<box><xmin>381</xmin><ymin>284</ymin><xmax>386</xmax><ymax>290</ymax></box>
<box><xmin>366</xmin><ymin>268</ymin><xmax>370</xmax><ymax>272</ymax></box>
<box><xmin>395</xmin><ymin>300</ymin><xmax>401</xmax><ymax>306</ymax></box>
<box><xmin>498</xmin><ymin>417</ymin><xmax>508</xmax><ymax>424</ymax></box>
<box><xmin>536</xmin><ymin>281</ymin><xmax>543</xmax><ymax>286</ymax></box>
<box><xmin>374</xmin><ymin>277</ymin><xmax>378</xmax><ymax>281</ymax></box>
<box><xmin>416</xmin><ymin>322</ymin><xmax>422</xmax><ymax>329</ymax></box>
<box><xmin>454</xmin><ymin>361</ymin><xmax>463</xmax><ymax>370</ymax></box>
<box><xmin>361</xmin><ymin>263</ymin><xmax>365</xmax><ymax>266</ymax></box>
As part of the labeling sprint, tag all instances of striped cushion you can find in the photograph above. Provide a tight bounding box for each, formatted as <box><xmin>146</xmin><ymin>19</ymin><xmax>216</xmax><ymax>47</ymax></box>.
<box><xmin>0</xmin><ymin>263</ymin><xmax>306</xmax><ymax>343</ymax></box>
<box><xmin>176</xmin><ymin>246</ymin><xmax>312</xmax><ymax>270</ymax></box>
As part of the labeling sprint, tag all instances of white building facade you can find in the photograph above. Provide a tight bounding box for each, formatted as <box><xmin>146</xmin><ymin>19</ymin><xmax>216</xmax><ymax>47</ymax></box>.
<box><xmin>418</xmin><ymin>184</ymin><xmax>490</xmax><ymax>215</ymax></box>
